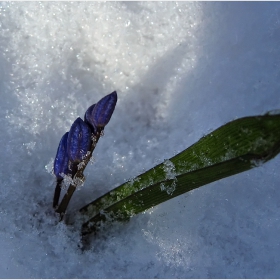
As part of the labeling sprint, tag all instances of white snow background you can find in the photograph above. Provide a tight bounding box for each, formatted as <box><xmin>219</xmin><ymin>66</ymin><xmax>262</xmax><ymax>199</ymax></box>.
<box><xmin>0</xmin><ymin>1</ymin><xmax>280</xmax><ymax>278</ymax></box>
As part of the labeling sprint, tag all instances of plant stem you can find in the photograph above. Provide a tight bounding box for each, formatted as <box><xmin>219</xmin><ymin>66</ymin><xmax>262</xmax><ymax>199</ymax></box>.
<box><xmin>55</xmin><ymin>130</ymin><xmax>102</xmax><ymax>220</ymax></box>
<box><xmin>56</xmin><ymin>184</ymin><xmax>76</xmax><ymax>221</ymax></box>
<box><xmin>53</xmin><ymin>179</ymin><xmax>62</xmax><ymax>209</ymax></box>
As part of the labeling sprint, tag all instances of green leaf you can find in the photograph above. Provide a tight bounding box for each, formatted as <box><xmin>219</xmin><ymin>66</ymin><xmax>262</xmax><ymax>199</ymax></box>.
<box><xmin>79</xmin><ymin>112</ymin><xmax>280</xmax><ymax>235</ymax></box>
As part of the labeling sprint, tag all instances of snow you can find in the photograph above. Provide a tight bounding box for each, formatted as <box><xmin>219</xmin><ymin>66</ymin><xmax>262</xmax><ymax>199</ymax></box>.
<box><xmin>161</xmin><ymin>159</ymin><xmax>177</xmax><ymax>195</ymax></box>
<box><xmin>0</xmin><ymin>1</ymin><xmax>280</xmax><ymax>278</ymax></box>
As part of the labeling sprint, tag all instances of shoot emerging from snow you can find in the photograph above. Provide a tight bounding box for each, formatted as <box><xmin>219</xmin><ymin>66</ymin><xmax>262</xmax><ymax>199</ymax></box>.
<box><xmin>53</xmin><ymin>91</ymin><xmax>118</xmax><ymax>220</ymax></box>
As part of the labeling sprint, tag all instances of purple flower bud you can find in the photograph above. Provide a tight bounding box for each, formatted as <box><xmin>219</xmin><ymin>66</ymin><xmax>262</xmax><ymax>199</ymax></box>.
<box><xmin>54</xmin><ymin>132</ymin><xmax>71</xmax><ymax>180</ymax></box>
<box><xmin>84</xmin><ymin>91</ymin><xmax>117</xmax><ymax>131</ymax></box>
<box><xmin>67</xmin><ymin>117</ymin><xmax>92</xmax><ymax>163</ymax></box>
<box><xmin>84</xmin><ymin>103</ymin><xmax>96</xmax><ymax>133</ymax></box>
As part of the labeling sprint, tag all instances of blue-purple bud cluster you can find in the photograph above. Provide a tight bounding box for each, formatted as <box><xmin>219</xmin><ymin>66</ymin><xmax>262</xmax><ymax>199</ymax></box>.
<box><xmin>54</xmin><ymin>91</ymin><xmax>117</xmax><ymax>180</ymax></box>
<box><xmin>84</xmin><ymin>91</ymin><xmax>117</xmax><ymax>134</ymax></box>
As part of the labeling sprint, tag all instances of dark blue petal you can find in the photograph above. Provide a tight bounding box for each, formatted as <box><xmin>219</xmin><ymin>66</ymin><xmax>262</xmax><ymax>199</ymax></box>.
<box><xmin>67</xmin><ymin>117</ymin><xmax>92</xmax><ymax>163</ymax></box>
<box><xmin>86</xmin><ymin>91</ymin><xmax>117</xmax><ymax>130</ymax></box>
<box><xmin>84</xmin><ymin>103</ymin><xmax>97</xmax><ymax>134</ymax></box>
<box><xmin>54</xmin><ymin>132</ymin><xmax>71</xmax><ymax>179</ymax></box>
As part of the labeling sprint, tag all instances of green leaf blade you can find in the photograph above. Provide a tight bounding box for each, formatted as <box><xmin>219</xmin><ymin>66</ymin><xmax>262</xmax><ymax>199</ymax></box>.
<box><xmin>80</xmin><ymin>113</ymin><xmax>280</xmax><ymax>235</ymax></box>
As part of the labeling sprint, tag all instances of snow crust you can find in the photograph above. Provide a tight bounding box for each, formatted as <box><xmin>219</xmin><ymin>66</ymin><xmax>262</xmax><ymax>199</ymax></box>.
<box><xmin>0</xmin><ymin>2</ymin><xmax>280</xmax><ymax>278</ymax></box>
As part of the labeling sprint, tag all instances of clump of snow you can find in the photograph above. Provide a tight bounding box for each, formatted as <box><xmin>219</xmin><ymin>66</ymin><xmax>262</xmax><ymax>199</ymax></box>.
<box><xmin>61</xmin><ymin>173</ymin><xmax>75</xmax><ymax>188</ymax></box>
<box><xmin>127</xmin><ymin>176</ymin><xmax>140</xmax><ymax>187</ymax></box>
<box><xmin>160</xmin><ymin>181</ymin><xmax>177</xmax><ymax>196</ymax></box>
<box><xmin>0</xmin><ymin>1</ymin><xmax>280</xmax><ymax>278</ymax></box>
<box><xmin>266</xmin><ymin>109</ymin><xmax>280</xmax><ymax>115</ymax></box>
<box><xmin>250</xmin><ymin>158</ymin><xmax>265</xmax><ymax>167</ymax></box>
<box><xmin>160</xmin><ymin>159</ymin><xmax>177</xmax><ymax>195</ymax></box>
<box><xmin>162</xmin><ymin>159</ymin><xmax>176</xmax><ymax>180</ymax></box>
<box><xmin>45</xmin><ymin>158</ymin><xmax>54</xmax><ymax>174</ymax></box>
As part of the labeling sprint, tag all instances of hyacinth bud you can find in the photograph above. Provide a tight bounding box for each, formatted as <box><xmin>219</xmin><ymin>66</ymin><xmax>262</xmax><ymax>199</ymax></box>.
<box><xmin>84</xmin><ymin>91</ymin><xmax>117</xmax><ymax>132</ymax></box>
<box><xmin>84</xmin><ymin>103</ymin><xmax>96</xmax><ymax>133</ymax></box>
<box><xmin>54</xmin><ymin>132</ymin><xmax>71</xmax><ymax>180</ymax></box>
<box><xmin>67</xmin><ymin>117</ymin><xmax>92</xmax><ymax>163</ymax></box>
